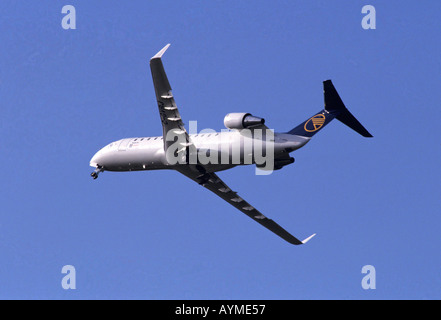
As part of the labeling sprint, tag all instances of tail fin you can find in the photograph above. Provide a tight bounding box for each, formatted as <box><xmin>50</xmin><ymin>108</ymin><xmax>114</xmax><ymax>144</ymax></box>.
<box><xmin>287</xmin><ymin>80</ymin><xmax>373</xmax><ymax>138</ymax></box>
<box><xmin>287</xmin><ymin>109</ymin><xmax>335</xmax><ymax>137</ymax></box>
<box><xmin>323</xmin><ymin>80</ymin><xmax>373</xmax><ymax>137</ymax></box>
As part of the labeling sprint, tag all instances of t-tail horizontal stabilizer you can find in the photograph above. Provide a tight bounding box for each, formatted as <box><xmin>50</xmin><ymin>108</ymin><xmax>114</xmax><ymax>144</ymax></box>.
<box><xmin>287</xmin><ymin>80</ymin><xmax>373</xmax><ymax>138</ymax></box>
<box><xmin>324</xmin><ymin>80</ymin><xmax>373</xmax><ymax>138</ymax></box>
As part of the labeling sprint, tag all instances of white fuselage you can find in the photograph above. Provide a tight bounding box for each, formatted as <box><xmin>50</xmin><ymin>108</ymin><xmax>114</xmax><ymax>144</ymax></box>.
<box><xmin>90</xmin><ymin>131</ymin><xmax>310</xmax><ymax>173</ymax></box>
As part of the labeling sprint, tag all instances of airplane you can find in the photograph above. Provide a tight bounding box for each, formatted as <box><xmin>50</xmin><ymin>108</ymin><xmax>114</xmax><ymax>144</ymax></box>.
<box><xmin>90</xmin><ymin>44</ymin><xmax>372</xmax><ymax>245</ymax></box>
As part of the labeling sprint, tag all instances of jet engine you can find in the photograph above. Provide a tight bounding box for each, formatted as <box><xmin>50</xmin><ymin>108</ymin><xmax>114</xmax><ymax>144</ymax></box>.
<box><xmin>274</xmin><ymin>157</ymin><xmax>295</xmax><ymax>170</ymax></box>
<box><xmin>256</xmin><ymin>157</ymin><xmax>295</xmax><ymax>171</ymax></box>
<box><xmin>224</xmin><ymin>113</ymin><xmax>265</xmax><ymax>130</ymax></box>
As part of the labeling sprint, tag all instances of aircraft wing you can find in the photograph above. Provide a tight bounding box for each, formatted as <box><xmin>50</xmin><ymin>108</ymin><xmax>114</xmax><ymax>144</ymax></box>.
<box><xmin>176</xmin><ymin>167</ymin><xmax>316</xmax><ymax>245</ymax></box>
<box><xmin>150</xmin><ymin>44</ymin><xmax>195</xmax><ymax>159</ymax></box>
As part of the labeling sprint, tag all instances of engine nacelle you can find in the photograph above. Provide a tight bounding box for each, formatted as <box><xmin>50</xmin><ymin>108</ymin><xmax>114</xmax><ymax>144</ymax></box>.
<box><xmin>257</xmin><ymin>157</ymin><xmax>295</xmax><ymax>171</ymax></box>
<box><xmin>274</xmin><ymin>157</ymin><xmax>295</xmax><ymax>170</ymax></box>
<box><xmin>224</xmin><ymin>113</ymin><xmax>265</xmax><ymax>130</ymax></box>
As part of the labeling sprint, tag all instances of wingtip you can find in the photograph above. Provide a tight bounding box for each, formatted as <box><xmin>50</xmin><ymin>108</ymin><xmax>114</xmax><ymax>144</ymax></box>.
<box><xmin>301</xmin><ymin>233</ymin><xmax>316</xmax><ymax>244</ymax></box>
<box><xmin>151</xmin><ymin>44</ymin><xmax>171</xmax><ymax>60</ymax></box>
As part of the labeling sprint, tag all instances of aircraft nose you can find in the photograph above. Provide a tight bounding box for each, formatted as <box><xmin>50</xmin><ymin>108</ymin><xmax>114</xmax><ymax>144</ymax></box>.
<box><xmin>90</xmin><ymin>151</ymin><xmax>103</xmax><ymax>168</ymax></box>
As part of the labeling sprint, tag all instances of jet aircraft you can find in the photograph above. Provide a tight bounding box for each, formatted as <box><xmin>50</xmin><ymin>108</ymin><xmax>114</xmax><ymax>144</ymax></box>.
<box><xmin>90</xmin><ymin>44</ymin><xmax>372</xmax><ymax>245</ymax></box>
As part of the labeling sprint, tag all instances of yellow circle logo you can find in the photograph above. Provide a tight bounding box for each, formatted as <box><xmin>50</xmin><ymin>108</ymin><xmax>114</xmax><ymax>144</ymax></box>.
<box><xmin>304</xmin><ymin>114</ymin><xmax>326</xmax><ymax>132</ymax></box>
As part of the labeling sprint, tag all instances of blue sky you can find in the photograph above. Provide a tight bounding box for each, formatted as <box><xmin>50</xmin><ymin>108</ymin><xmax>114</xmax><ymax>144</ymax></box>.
<box><xmin>1</xmin><ymin>1</ymin><xmax>440</xmax><ymax>299</ymax></box>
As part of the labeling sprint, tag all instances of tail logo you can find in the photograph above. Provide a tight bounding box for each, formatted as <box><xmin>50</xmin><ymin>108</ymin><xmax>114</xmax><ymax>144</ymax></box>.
<box><xmin>304</xmin><ymin>114</ymin><xmax>326</xmax><ymax>132</ymax></box>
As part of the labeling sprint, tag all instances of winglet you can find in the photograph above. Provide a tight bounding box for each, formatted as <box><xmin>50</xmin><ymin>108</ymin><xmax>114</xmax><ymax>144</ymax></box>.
<box><xmin>151</xmin><ymin>44</ymin><xmax>171</xmax><ymax>60</ymax></box>
<box><xmin>301</xmin><ymin>233</ymin><xmax>316</xmax><ymax>244</ymax></box>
